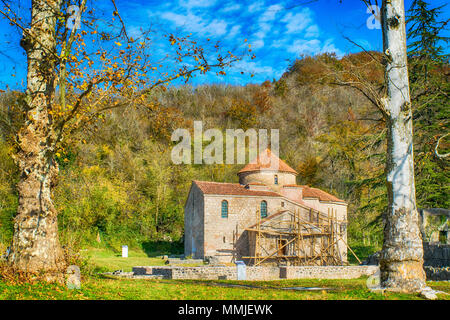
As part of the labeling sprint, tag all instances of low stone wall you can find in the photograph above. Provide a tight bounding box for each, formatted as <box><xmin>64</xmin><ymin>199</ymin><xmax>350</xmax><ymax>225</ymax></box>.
<box><xmin>133</xmin><ymin>266</ymin><xmax>173</xmax><ymax>278</ymax></box>
<box><xmin>424</xmin><ymin>266</ymin><xmax>450</xmax><ymax>281</ymax></box>
<box><xmin>133</xmin><ymin>266</ymin><xmax>237</xmax><ymax>280</ymax></box>
<box><xmin>132</xmin><ymin>265</ymin><xmax>378</xmax><ymax>280</ymax></box>
<box><xmin>423</xmin><ymin>243</ymin><xmax>450</xmax><ymax>267</ymax></box>
<box><xmin>171</xmin><ymin>266</ymin><xmax>236</xmax><ymax>280</ymax></box>
<box><xmin>363</xmin><ymin>243</ymin><xmax>450</xmax><ymax>268</ymax></box>
<box><xmin>246</xmin><ymin>267</ymin><xmax>281</xmax><ymax>281</ymax></box>
<box><xmin>280</xmin><ymin>266</ymin><xmax>378</xmax><ymax>279</ymax></box>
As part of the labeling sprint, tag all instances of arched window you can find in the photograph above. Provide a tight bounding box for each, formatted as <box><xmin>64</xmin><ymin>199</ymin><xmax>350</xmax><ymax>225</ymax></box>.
<box><xmin>274</xmin><ymin>175</ymin><xmax>278</xmax><ymax>185</ymax></box>
<box><xmin>260</xmin><ymin>200</ymin><xmax>267</xmax><ymax>218</ymax></box>
<box><xmin>221</xmin><ymin>200</ymin><xmax>228</xmax><ymax>218</ymax></box>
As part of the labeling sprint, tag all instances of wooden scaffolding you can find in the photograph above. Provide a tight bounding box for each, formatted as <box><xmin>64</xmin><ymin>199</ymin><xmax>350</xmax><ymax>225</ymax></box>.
<box><xmin>243</xmin><ymin>207</ymin><xmax>355</xmax><ymax>266</ymax></box>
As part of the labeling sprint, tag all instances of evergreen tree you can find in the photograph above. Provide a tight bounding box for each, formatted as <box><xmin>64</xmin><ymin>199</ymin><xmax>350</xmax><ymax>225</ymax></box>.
<box><xmin>407</xmin><ymin>0</ymin><xmax>449</xmax><ymax>64</ymax></box>
<box><xmin>407</xmin><ymin>0</ymin><xmax>450</xmax><ymax>209</ymax></box>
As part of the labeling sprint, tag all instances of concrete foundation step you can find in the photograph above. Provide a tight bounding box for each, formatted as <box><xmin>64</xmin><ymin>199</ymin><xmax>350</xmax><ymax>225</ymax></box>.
<box><xmin>102</xmin><ymin>271</ymin><xmax>165</xmax><ymax>280</ymax></box>
<box><xmin>165</xmin><ymin>258</ymin><xmax>204</xmax><ymax>265</ymax></box>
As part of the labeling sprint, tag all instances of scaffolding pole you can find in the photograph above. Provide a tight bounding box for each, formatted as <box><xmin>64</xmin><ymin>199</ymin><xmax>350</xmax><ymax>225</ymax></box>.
<box><xmin>244</xmin><ymin>206</ymin><xmax>345</xmax><ymax>266</ymax></box>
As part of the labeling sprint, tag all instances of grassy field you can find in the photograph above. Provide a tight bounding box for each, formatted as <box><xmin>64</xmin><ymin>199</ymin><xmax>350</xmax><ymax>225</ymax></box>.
<box><xmin>83</xmin><ymin>247</ymin><xmax>205</xmax><ymax>272</ymax></box>
<box><xmin>82</xmin><ymin>247</ymin><xmax>167</xmax><ymax>272</ymax></box>
<box><xmin>1</xmin><ymin>247</ymin><xmax>449</xmax><ymax>300</ymax></box>
<box><xmin>1</xmin><ymin>275</ymin><xmax>449</xmax><ymax>300</ymax></box>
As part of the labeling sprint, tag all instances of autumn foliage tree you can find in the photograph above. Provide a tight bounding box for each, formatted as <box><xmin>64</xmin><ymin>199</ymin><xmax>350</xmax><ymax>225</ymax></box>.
<box><xmin>0</xmin><ymin>0</ymin><xmax>245</xmax><ymax>280</ymax></box>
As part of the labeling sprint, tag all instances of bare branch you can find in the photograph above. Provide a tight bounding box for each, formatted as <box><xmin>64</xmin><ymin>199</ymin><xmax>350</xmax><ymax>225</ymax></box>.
<box><xmin>111</xmin><ymin>0</ymin><xmax>129</xmax><ymax>42</ymax></box>
<box><xmin>343</xmin><ymin>36</ymin><xmax>383</xmax><ymax>64</ymax></box>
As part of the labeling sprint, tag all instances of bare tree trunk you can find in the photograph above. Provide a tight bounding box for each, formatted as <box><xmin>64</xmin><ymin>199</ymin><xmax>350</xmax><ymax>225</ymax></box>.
<box><xmin>7</xmin><ymin>0</ymin><xmax>65</xmax><ymax>281</ymax></box>
<box><xmin>379</xmin><ymin>0</ymin><xmax>426</xmax><ymax>292</ymax></box>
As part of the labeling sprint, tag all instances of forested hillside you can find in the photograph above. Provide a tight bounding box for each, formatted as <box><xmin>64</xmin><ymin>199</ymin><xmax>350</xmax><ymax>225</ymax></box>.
<box><xmin>0</xmin><ymin>50</ymin><xmax>447</xmax><ymax>256</ymax></box>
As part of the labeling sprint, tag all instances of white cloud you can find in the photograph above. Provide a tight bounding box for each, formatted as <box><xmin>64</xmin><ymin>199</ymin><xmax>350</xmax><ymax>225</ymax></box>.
<box><xmin>354</xmin><ymin>39</ymin><xmax>372</xmax><ymax>50</ymax></box>
<box><xmin>128</xmin><ymin>26</ymin><xmax>144</xmax><ymax>39</ymax></box>
<box><xmin>207</xmin><ymin>20</ymin><xmax>228</xmax><ymax>36</ymax></box>
<box><xmin>252</xmin><ymin>39</ymin><xmax>265</xmax><ymax>49</ymax></box>
<box><xmin>160</xmin><ymin>11</ymin><xmax>228</xmax><ymax>36</ymax></box>
<box><xmin>321</xmin><ymin>38</ymin><xmax>344</xmax><ymax>57</ymax></box>
<box><xmin>305</xmin><ymin>25</ymin><xmax>320</xmax><ymax>38</ymax></box>
<box><xmin>287</xmin><ymin>38</ymin><xmax>343</xmax><ymax>56</ymax></box>
<box><xmin>259</xmin><ymin>4</ymin><xmax>283</xmax><ymax>23</ymax></box>
<box><xmin>287</xmin><ymin>39</ymin><xmax>321</xmax><ymax>54</ymax></box>
<box><xmin>227</xmin><ymin>25</ymin><xmax>241</xmax><ymax>39</ymax></box>
<box><xmin>141</xmin><ymin>1</ymin><xmax>344</xmax><ymax>85</ymax></box>
<box><xmin>234</xmin><ymin>60</ymin><xmax>274</xmax><ymax>75</ymax></box>
<box><xmin>281</xmin><ymin>8</ymin><xmax>314</xmax><ymax>34</ymax></box>
<box><xmin>222</xmin><ymin>3</ymin><xmax>241</xmax><ymax>12</ymax></box>
<box><xmin>254</xmin><ymin>30</ymin><xmax>266</xmax><ymax>39</ymax></box>
<box><xmin>270</xmin><ymin>38</ymin><xmax>289</xmax><ymax>48</ymax></box>
<box><xmin>179</xmin><ymin>0</ymin><xmax>217</xmax><ymax>8</ymax></box>
<box><xmin>248</xmin><ymin>1</ymin><xmax>265</xmax><ymax>13</ymax></box>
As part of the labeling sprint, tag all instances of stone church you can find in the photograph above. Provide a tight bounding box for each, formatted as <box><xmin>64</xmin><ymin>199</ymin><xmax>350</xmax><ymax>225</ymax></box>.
<box><xmin>184</xmin><ymin>149</ymin><xmax>348</xmax><ymax>265</ymax></box>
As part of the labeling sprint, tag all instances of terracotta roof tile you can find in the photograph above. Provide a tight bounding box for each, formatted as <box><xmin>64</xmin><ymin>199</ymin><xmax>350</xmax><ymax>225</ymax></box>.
<box><xmin>193</xmin><ymin>180</ymin><xmax>280</xmax><ymax>197</ymax></box>
<box><xmin>192</xmin><ymin>181</ymin><xmax>345</xmax><ymax>203</ymax></box>
<box><xmin>301</xmin><ymin>185</ymin><xmax>345</xmax><ymax>203</ymax></box>
<box><xmin>238</xmin><ymin>148</ymin><xmax>298</xmax><ymax>175</ymax></box>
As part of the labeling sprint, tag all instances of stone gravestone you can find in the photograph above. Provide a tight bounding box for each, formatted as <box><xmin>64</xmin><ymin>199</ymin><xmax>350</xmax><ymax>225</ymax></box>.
<box><xmin>366</xmin><ymin>268</ymin><xmax>385</xmax><ymax>293</ymax></box>
<box><xmin>122</xmin><ymin>245</ymin><xmax>128</xmax><ymax>258</ymax></box>
<box><xmin>66</xmin><ymin>265</ymin><xmax>81</xmax><ymax>290</ymax></box>
<box><xmin>235</xmin><ymin>261</ymin><xmax>246</xmax><ymax>280</ymax></box>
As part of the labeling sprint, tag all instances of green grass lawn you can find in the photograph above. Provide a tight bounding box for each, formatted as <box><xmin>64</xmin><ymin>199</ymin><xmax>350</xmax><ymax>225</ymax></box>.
<box><xmin>82</xmin><ymin>247</ymin><xmax>204</xmax><ymax>272</ymax></box>
<box><xmin>1</xmin><ymin>276</ymin><xmax>449</xmax><ymax>300</ymax></box>
<box><xmin>1</xmin><ymin>247</ymin><xmax>449</xmax><ymax>300</ymax></box>
<box><xmin>82</xmin><ymin>247</ymin><xmax>167</xmax><ymax>272</ymax></box>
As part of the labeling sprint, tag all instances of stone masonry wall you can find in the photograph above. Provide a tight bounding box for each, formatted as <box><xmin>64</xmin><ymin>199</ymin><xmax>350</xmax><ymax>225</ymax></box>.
<box><xmin>132</xmin><ymin>265</ymin><xmax>378</xmax><ymax>280</ymax></box>
<box><xmin>424</xmin><ymin>266</ymin><xmax>450</xmax><ymax>281</ymax></box>
<box><xmin>203</xmin><ymin>194</ymin><xmax>348</xmax><ymax>264</ymax></box>
<box><xmin>423</xmin><ymin>243</ymin><xmax>450</xmax><ymax>267</ymax></box>
<box><xmin>280</xmin><ymin>266</ymin><xmax>378</xmax><ymax>279</ymax></box>
<box><xmin>238</xmin><ymin>171</ymin><xmax>296</xmax><ymax>194</ymax></box>
<box><xmin>203</xmin><ymin>194</ymin><xmax>283</xmax><ymax>262</ymax></box>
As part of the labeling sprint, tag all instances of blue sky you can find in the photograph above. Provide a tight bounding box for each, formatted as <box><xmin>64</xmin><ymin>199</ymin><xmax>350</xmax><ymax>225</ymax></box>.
<box><xmin>0</xmin><ymin>0</ymin><xmax>449</xmax><ymax>89</ymax></box>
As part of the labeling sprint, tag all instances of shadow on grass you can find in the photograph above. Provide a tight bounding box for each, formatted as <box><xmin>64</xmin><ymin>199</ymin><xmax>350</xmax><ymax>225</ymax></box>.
<box><xmin>141</xmin><ymin>240</ymin><xmax>184</xmax><ymax>257</ymax></box>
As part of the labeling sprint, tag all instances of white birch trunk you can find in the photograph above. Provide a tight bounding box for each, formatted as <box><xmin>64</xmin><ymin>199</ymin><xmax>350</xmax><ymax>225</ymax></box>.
<box><xmin>379</xmin><ymin>0</ymin><xmax>426</xmax><ymax>292</ymax></box>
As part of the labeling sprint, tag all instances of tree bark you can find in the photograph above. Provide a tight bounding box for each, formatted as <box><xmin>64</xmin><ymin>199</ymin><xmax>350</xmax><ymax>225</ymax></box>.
<box><xmin>7</xmin><ymin>0</ymin><xmax>65</xmax><ymax>281</ymax></box>
<box><xmin>379</xmin><ymin>0</ymin><xmax>426</xmax><ymax>292</ymax></box>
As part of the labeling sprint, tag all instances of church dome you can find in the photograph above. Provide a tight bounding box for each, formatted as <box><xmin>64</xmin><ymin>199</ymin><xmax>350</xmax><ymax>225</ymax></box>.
<box><xmin>238</xmin><ymin>149</ymin><xmax>297</xmax><ymax>192</ymax></box>
<box><xmin>238</xmin><ymin>148</ymin><xmax>298</xmax><ymax>175</ymax></box>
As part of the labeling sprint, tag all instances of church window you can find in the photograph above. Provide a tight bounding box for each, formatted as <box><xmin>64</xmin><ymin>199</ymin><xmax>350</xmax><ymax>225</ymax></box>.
<box><xmin>440</xmin><ymin>230</ymin><xmax>448</xmax><ymax>244</ymax></box>
<box><xmin>221</xmin><ymin>200</ymin><xmax>228</xmax><ymax>218</ymax></box>
<box><xmin>261</xmin><ymin>200</ymin><xmax>268</xmax><ymax>218</ymax></box>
